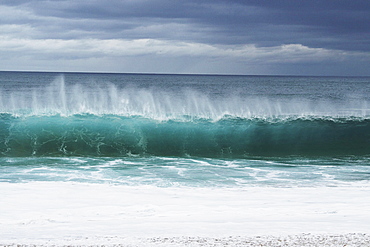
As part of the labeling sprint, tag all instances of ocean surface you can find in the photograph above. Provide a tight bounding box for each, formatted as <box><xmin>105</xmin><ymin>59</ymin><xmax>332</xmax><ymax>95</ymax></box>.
<box><xmin>1</xmin><ymin>71</ymin><xmax>370</xmax><ymax>187</ymax></box>
<box><xmin>1</xmin><ymin>72</ymin><xmax>370</xmax><ymax>244</ymax></box>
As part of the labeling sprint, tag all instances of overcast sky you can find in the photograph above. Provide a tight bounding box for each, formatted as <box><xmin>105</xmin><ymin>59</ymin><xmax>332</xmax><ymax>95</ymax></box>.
<box><xmin>0</xmin><ymin>0</ymin><xmax>369</xmax><ymax>75</ymax></box>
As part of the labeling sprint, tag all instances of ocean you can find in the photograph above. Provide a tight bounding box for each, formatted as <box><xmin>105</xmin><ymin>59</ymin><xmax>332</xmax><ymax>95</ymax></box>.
<box><xmin>1</xmin><ymin>71</ymin><xmax>370</xmax><ymax>245</ymax></box>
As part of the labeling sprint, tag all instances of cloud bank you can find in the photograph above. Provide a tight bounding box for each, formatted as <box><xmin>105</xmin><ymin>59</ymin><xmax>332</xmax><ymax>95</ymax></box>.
<box><xmin>0</xmin><ymin>0</ymin><xmax>369</xmax><ymax>75</ymax></box>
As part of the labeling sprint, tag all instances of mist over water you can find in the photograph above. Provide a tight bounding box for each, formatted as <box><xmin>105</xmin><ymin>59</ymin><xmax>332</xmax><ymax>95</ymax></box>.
<box><xmin>1</xmin><ymin>74</ymin><xmax>370</xmax><ymax>119</ymax></box>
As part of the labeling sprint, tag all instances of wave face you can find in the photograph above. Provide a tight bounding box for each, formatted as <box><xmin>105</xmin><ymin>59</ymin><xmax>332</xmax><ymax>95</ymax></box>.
<box><xmin>1</xmin><ymin>114</ymin><xmax>369</xmax><ymax>157</ymax></box>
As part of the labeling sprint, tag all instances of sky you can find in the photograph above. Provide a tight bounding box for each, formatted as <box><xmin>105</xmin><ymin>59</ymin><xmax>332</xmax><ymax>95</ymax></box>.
<box><xmin>0</xmin><ymin>0</ymin><xmax>369</xmax><ymax>76</ymax></box>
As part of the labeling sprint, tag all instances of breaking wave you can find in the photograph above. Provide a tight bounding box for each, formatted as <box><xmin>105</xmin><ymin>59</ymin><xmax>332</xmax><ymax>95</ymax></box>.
<box><xmin>1</xmin><ymin>75</ymin><xmax>370</xmax><ymax>158</ymax></box>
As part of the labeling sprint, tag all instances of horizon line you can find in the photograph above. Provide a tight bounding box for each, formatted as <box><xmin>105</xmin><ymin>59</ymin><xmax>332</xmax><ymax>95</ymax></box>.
<box><xmin>0</xmin><ymin>70</ymin><xmax>369</xmax><ymax>78</ymax></box>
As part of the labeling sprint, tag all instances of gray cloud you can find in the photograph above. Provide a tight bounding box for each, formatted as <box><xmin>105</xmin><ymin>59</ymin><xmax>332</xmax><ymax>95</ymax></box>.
<box><xmin>3</xmin><ymin>0</ymin><xmax>369</xmax><ymax>50</ymax></box>
<box><xmin>0</xmin><ymin>0</ymin><xmax>369</xmax><ymax>75</ymax></box>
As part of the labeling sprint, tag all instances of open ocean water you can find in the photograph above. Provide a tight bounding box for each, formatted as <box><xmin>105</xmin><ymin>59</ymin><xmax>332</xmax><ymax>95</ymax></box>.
<box><xmin>1</xmin><ymin>71</ymin><xmax>370</xmax><ymax>188</ymax></box>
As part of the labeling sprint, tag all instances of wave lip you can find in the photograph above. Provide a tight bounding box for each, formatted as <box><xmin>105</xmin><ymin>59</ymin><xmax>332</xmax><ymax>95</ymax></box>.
<box><xmin>1</xmin><ymin>114</ymin><xmax>369</xmax><ymax>158</ymax></box>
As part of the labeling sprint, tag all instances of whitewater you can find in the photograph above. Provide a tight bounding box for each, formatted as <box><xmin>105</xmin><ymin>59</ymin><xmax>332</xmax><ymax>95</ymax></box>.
<box><xmin>1</xmin><ymin>71</ymin><xmax>370</xmax><ymax>246</ymax></box>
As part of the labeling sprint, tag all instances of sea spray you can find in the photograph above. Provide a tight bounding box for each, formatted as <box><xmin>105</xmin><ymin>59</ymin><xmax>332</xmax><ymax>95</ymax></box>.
<box><xmin>1</xmin><ymin>74</ymin><xmax>370</xmax><ymax>119</ymax></box>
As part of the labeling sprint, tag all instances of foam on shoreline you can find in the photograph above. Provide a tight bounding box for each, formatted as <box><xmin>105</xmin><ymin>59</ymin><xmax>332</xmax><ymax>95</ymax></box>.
<box><xmin>2</xmin><ymin>233</ymin><xmax>370</xmax><ymax>246</ymax></box>
<box><xmin>1</xmin><ymin>182</ymin><xmax>370</xmax><ymax>245</ymax></box>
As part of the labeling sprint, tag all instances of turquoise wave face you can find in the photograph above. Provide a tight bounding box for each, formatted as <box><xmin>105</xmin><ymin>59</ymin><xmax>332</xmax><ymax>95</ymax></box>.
<box><xmin>1</xmin><ymin>114</ymin><xmax>369</xmax><ymax>157</ymax></box>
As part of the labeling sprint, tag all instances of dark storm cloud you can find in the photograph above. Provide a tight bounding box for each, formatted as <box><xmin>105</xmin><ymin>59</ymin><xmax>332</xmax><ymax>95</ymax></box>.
<box><xmin>2</xmin><ymin>0</ymin><xmax>369</xmax><ymax>52</ymax></box>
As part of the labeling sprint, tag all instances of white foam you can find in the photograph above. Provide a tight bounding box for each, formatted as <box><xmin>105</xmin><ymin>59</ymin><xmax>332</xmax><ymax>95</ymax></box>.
<box><xmin>1</xmin><ymin>181</ymin><xmax>370</xmax><ymax>245</ymax></box>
